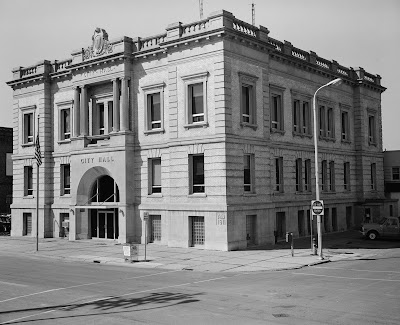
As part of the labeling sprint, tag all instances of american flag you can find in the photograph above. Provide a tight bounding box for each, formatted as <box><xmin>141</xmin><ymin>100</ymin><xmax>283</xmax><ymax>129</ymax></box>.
<box><xmin>34</xmin><ymin>133</ymin><xmax>42</xmax><ymax>166</ymax></box>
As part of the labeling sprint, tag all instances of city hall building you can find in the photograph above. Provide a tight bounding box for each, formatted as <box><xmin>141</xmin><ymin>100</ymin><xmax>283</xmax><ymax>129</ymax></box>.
<box><xmin>7</xmin><ymin>10</ymin><xmax>393</xmax><ymax>250</ymax></box>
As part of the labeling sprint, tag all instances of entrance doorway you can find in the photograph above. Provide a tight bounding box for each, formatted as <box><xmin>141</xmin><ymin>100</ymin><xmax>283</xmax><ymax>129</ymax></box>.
<box><xmin>91</xmin><ymin>210</ymin><xmax>119</xmax><ymax>239</ymax></box>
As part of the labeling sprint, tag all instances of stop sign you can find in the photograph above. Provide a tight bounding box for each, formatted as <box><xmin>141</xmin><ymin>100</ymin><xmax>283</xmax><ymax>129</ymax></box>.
<box><xmin>311</xmin><ymin>200</ymin><xmax>324</xmax><ymax>216</ymax></box>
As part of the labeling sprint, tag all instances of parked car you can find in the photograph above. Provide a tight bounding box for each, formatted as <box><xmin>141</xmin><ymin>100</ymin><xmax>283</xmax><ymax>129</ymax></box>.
<box><xmin>361</xmin><ymin>216</ymin><xmax>400</xmax><ymax>240</ymax></box>
<box><xmin>0</xmin><ymin>214</ymin><xmax>11</xmax><ymax>233</ymax></box>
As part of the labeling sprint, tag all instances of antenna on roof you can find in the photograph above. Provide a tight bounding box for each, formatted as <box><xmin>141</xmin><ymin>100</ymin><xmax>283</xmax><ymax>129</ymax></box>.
<box><xmin>199</xmin><ymin>0</ymin><xmax>204</xmax><ymax>20</ymax></box>
<box><xmin>252</xmin><ymin>2</ymin><xmax>255</xmax><ymax>26</ymax></box>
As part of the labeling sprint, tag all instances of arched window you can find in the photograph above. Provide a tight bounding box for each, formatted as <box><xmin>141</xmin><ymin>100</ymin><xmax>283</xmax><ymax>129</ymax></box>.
<box><xmin>90</xmin><ymin>175</ymin><xmax>119</xmax><ymax>202</ymax></box>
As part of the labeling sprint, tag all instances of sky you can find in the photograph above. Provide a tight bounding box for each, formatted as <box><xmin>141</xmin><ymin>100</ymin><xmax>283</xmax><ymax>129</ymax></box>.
<box><xmin>0</xmin><ymin>0</ymin><xmax>399</xmax><ymax>150</ymax></box>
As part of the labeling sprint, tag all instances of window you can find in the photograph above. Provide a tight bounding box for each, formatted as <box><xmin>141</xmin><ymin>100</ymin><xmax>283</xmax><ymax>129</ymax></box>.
<box><xmin>244</xmin><ymin>154</ymin><xmax>254</xmax><ymax>193</ymax></box>
<box><xmin>23</xmin><ymin>213</ymin><xmax>32</xmax><ymax>236</ymax></box>
<box><xmin>304</xmin><ymin>159</ymin><xmax>311</xmax><ymax>192</ymax></box>
<box><xmin>344</xmin><ymin>162</ymin><xmax>350</xmax><ymax>191</ymax></box>
<box><xmin>23</xmin><ymin>112</ymin><xmax>34</xmax><ymax>144</ymax></box>
<box><xmin>148</xmin><ymin>93</ymin><xmax>161</xmax><ymax>129</ymax></box>
<box><xmin>371</xmin><ymin>163</ymin><xmax>376</xmax><ymax>190</ymax></box>
<box><xmin>149</xmin><ymin>158</ymin><xmax>162</xmax><ymax>194</ymax></box>
<box><xmin>24</xmin><ymin>166</ymin><xmax>33</xmax><ymax>196</ymax></box>
<box><xmin>295</xmin><ymin>158</ymin><xmax>303</xmax><ymax>192</ymax></box>
<box><xmin>60</xmin><ymin>108</ymin><xmax>71</xmax><ymax>140</ymax></box>
<box><xmin>329</xmin><ymin>161</ymin><xmax>335</xmax><ymax>191</ymax></box>
<box><xmin>321</xmin><ymin>160</ymin><xmax>328</xmax><ymax>191</ymax></box>
<box><xmin>239</xmin><ymin>73</ymin><xmax>257</xmax><ymax>127</ymax></box>
<box><xmin>6</xmin><ymin>153</ymin><xmax>12</xmax><ymax>176</ymax></box>
<box><xmin>270</xmin><ymin>86</ymin><xmax>284</xmax><ymax>132</ymax></box>
<box><xmin>190</xmin><ymin>216</ymin><xmax>205</xmax><ymax>246</ymax></box>
<box><xmin>91</xmin><ymin>98</ymin><xmax>113</xmax><ymax>136</ymax></box>
<box><xmin>190</xmin><ymin>154</ymin><xmax>205</xmax><ymax>194</ymax></box>
<box><xmin>150</xmin><ymin>215</ymin><xmax>162</xmax><ymax>242</ymax></box>
<box><xmin>319</xmin><ymin>105</ymin><xmax>335</xmax><ymax>139</ymax></box>
<box><xmin>293</xmin><ymin>96</ymin><xmax>311</xmax><ymax>135</ymax></box>
<box><xmin>182</xmin><ymin>72</ymin><xmax>208</xmax><ymax>128</ymax></box>
<box><xmin>275</xmin><ymin>157</ymin><xmax>284</xmax><ymax>192</ymax></box>
<box><xmin>393</xmin><ymin>167</ymin><xmax>400</xmax><ymax>181</ymax></box>
<box><xmin>368</xmin><ymin>114</ymin><xmax>376</xmax><ymax>144</ymax></box>
<box><xmin>341</xmin><ymin>110</ymin><xmax>349</xmax><ymax>141</ymax></box>
<box><xmin>61</xmin><ymin>164</ymin><xmax>70</xmax><ymax>195</ymax></box>
<box><xmin>143</xmin><ymin>83</ymin><xmax>165</xmax><ymax>133</ymax></box>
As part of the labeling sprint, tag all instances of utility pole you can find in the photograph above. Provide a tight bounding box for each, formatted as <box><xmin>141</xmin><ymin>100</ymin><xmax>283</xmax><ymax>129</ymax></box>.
<box><xmin>252</xmin><ymin>3</ymin><xmax>255</xmax><ymax>26</ymax></box>
<box><xmin>199</xmin><ymin>0</ymin><xmax>203</xmax><ymax>20</ymax></box>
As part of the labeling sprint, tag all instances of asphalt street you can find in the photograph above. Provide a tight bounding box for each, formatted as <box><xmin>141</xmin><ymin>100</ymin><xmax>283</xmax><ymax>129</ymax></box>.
<box><xmin>0</xmin><ymin>249</ymin><xmax>399</xmax><ymax>324</ymax></box>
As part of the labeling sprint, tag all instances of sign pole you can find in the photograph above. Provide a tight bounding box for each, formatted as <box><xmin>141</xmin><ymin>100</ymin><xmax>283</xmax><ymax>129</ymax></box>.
<box><xmin>311</xmin><ymin>200</ymin><xmax>324</xmax><ymax>259</ymax></box>
<box><xmin>36</xmin><ymin>161</ymin><xmax>39</xmax><ymax>252</ymax></box>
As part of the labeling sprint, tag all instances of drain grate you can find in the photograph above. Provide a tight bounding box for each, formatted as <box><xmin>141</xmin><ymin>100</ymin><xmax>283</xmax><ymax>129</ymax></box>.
<box><xmin>272</xmin><ymin>314</ymin><xmax>289</xmax><ymax>318</ymax></box>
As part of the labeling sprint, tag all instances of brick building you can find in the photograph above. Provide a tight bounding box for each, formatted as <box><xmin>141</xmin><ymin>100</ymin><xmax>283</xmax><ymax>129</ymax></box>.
<box><xmin>0</xmin><ymin>127</ymin><xmax>12</xmax><ymax>215</ymax></box>
<box><xmin>7</xmin><ymin>10</ymin><xmax>392</xmax><ymax>250</ymax></box>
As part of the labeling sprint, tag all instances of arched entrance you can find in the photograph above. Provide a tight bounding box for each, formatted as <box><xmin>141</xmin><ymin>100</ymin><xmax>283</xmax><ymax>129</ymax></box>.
<box><xmin>90</xmin><ymin>175</ymin><xmax>120</xmax><ymax>239</ymax></box>
<box><xmin>75</xmin><ymin>167</ymin><xmax>121</xmax><ymax>241</ymax></box>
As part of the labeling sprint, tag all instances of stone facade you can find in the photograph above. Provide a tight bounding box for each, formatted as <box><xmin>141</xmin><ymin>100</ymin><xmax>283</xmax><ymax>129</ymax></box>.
<box><xmin>7</xmin><ymin>10</ymin><xmax>389</xmax><ymax>250</ymax></box>
<box><xmin>383</xmin><ymin>150</ymin><xmax>400</xmax><ymax>217</ymax></box>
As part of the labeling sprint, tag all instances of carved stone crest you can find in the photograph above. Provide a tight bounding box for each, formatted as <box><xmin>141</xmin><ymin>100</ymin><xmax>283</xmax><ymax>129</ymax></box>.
<box><xmin>83</xmin><ymin>28</ymin><xmax>113</xmax><ymax>61</ymax></box>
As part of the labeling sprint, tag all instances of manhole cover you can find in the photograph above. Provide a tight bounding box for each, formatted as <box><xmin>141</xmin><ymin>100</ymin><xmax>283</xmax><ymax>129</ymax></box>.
<box><xmin>273</xmin><ymin>314</ymin><xmax>289</xmax><ymax>318</ymax></box>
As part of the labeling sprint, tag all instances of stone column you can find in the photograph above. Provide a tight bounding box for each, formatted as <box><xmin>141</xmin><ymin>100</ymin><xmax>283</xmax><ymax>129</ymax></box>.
<box><xmin>73</xmin><ymin>87</ymin><xmax>80</xmax><ymax>137</ymax></box>
<box><xmin>120</xmin><ymin>77</ymin><xmax>130</xmax><ymax>131</ymax></box>
<box><xmin>80</xmin><ymin>85</ymin><xmax>88</xmax><ymax>136</ymax></box>
<box><xmin>112</xmin><ymin>78</ymin><xmax>120</xmax><ymax>132</ymax></box>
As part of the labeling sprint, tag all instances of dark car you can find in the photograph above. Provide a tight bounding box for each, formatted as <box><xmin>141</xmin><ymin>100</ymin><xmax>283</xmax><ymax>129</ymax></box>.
<box><xmin>0</xmin><ymin>215</ymin><xmax>11</xmax><ymax>233</ymax></box>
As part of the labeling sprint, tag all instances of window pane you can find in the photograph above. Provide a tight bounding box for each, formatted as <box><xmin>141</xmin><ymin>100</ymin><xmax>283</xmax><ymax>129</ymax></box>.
<box><xmin>244</xmin><ymin>155</ymin><xmax>251</xmax><ymax>191</ymax></box>
<box><xmin>152</xmin><ymin>159</ymin><xmax>161</xmax><ymax>187</ymax></box>
<box><xmin>242</xmin><ymin>86</ymin><xmax>251</xmax><ymax>116</ymax></box>
<box><xmin>191</xmin><ymin>83</ymin><xmax>203</xmax><ymax>115</ymax></box>
<box><xmin>150</xmin><ymin>93</ymin><xmax>161</xmax><ymax>121</ymax></box>
<box><xmin>192</xmin><ymin>155</ymin><xmax>204</xmax><ymax>193</ymax></box>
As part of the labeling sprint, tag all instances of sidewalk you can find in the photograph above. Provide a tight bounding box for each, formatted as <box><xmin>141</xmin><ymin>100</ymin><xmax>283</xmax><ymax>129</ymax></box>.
<box><xmin>0</xmin><ymin>233</ymin><xmax>382</xmax><ymax>273</ymax></box>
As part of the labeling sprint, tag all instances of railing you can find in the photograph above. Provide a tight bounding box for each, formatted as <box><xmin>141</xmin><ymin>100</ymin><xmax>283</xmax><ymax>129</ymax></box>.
<box><xmin>337</xmin><ymin>65</ymin><xmax>350</xmax><ymax>77</ymax></box>
<box><xmin>140</xmin><ymin>33</ymin><xmax>167</xmax><ymax>51</ymax></box>
<box><xmin>316</xmin><ymin>57</ymin><xmax>331</xmax><ymax>70</ymax></box>
<box><xmin>181</xmin><ymin>20</ymin><xmax>210</xmax><ymax>37</ymax></box>
<box><xmin>364</xmin><ymin>73</ymin><xmax>375</xmax><ymax>83</ymax></box>
<box><xmin>53</xmin><ymin>59</ymin><xmax>72</xmax><ymax>72</ymax></box>
<box><xmin>232</xmin><ymin>18</ymin><xmax>257</xmax><ymax>37</ymax></box>
<box><xmin>21</xmin><ymin>66</ymin><xmax>37</xmax><ymax>77</ymax></box>
<box><xmin>291</xmin><ymin>47</ymin><xmax>309</xmax><ymax>61</ymax></box>
<box><xmin>268</xmin><ymin>37</ymin><xmax>283</xmax><ymax>52</ymax></box>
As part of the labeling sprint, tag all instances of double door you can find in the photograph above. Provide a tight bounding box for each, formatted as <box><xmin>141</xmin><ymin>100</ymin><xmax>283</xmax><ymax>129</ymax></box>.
<box><xmin>91</xmin><ymin>210</ymin><xmax>118</xmax><ymax>239</ymax></box>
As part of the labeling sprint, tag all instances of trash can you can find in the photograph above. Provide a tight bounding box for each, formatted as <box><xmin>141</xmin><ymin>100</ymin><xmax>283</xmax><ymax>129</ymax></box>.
<box><xmin>123</xmin><ymin>244</ymin><xmax>139</xmax><ymax>262</ymax></box>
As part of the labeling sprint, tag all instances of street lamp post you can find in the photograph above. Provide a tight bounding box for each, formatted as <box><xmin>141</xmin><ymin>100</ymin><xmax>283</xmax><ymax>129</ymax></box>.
<box><xmin>312</xmin><ymin>78</ymin><xmax>342</xmax><ymax>259</ymax></box>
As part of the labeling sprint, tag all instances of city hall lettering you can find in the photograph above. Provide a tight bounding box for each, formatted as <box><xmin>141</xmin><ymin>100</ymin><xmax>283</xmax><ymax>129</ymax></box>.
<box><xmin>81</xmin><ymin>157</ymin><xmax>115</xmax><ymax>164</ymax></box>
<box><xmin>7</xmin><ymin>11</ymin><xmax>391</xmax><ymax>251</ymax></box>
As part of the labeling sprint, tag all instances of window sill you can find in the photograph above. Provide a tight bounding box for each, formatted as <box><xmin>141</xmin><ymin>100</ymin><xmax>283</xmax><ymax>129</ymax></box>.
<box><xmin>144</xmin><ymin>129</ymin><xmax>165</xmax><ymax>135</ymax></box>
<box><xmin>271</xmin><ymin>129</ymin><xmax>285</xmax><ymax>135</ymax></box>
<box><xmin>148</xmin><ymin>193</ymin><xmax>163</xmax><ymax>198</ymax></box>
<box><xmin>293</xmin><ymin>132</ymin><xmax>312</xmax><ymax>138</ymax></box>
<box><xmin>58</xmin><ymin>139</ymin><xmax>71</xmax><ymax>144</ymax></box>
<box><xmin>319</xmin><ymin>136</ymin><xmax>336</xmax><ymax>142</ymax></box>
<box><xmin>240</xmin><ymin>122</ymin><xmax>258</xmax><ymax>130</ymax></box>
<box><xmin>23</xmin><ymin>195</ymin><xmax>34</xmax><ymax>199</ymax></box>
<box><xmin>295</xmin><ymin>191</ymin><xmax>312</xmax><ymax>195</ymax></box>
<box><xmin>188</xmin><ymin>193</ymin><xmax>207</xmax><ymax>198</ymax></box>
<box><xmin>60</xmin><ymin>194</ymin><xmax>71</xmax><ymax>198</ymax></box>
<box><xmin>21</xmin><ymin>143</ymin><xmax>34</xmax><ymax>148</ymax></box>
<box><xmin>184</xmin><ymin>122</ymin><xmax>208</xmax><ymax>129</ymax></box>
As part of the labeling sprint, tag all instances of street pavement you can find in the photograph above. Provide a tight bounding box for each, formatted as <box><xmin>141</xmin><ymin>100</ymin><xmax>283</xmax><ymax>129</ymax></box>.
<box><xmin>1</xmin><ymin>230</ymin><xmax>395</xmax><ymax>273</ymax></box>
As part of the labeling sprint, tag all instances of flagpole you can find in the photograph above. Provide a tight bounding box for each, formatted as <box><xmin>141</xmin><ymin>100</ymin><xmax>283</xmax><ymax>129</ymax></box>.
<box><xmin>36</xmin><ymin>114</ymin><xmax>40</xmax><ymax>252</ymax></box>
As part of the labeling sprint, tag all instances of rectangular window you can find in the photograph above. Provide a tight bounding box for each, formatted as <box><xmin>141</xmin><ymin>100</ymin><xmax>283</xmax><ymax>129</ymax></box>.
<box><xmin>295</xmin><ymin>158</ymin><xmax>303</xmax><ymax>192</ymax></box>
<box><xmin>271</xmin><ymin>93</ymin><xmax>283</xmax><ymax>131</ymax></box>
<box><xmin>23</xmin><ymin>112</ymin><xmax>34</xmax><ymax>144</ymax></box>
<box><xmin>244</xmin><ymin>154</ymin><xmax>254</xmax><ymax>192</ymax></box>
<box><xmin>344</xmin><ymin>162</ymin><xmax>350</xmax><ymax>191</ymax></box>
<box><xmin>319</xmin><ymin>106</ymin><xmax>326</xmax><ymax>137</ymax></box>
<box><xmin>60</xmin><ymin>109</ymin><xmax>71</xmax><ymax>140</ymax></box>
<box><xmin>149</xmin><ymin>158</ymin><xmax>162</xmax><ymax>194</ymax></box>
<box><xmin>293</xmin><ymin>98</ymin><xmax>311</xmax><ymax>135</ymax></box>
<box><xmin>275</xmin><ymin>157</ymin><xmax>283</xmax><ymax>192</ymax></box>
<box><xmin>304</xmin><ymin>159</ymin><xmax>311</xmax><ymax>192</ymax></box>
<box><xmin>371</xmin><ymin>163</ymin><xmax>376</xmax><ymax>190</ymax></box>
<box><xmin>23</xmin><ymin>213</ymin><xmax>32</xmax><ymax>236</ymax></box>
<box><xmin>190</xmin><ymin>154</ymin><xmax>204</xmax><ymax>194</ymax></box>
<box><xmin>61</xmin><ymin>164</ymin><xmax>70</xmax><ymax>195</ymax></box>
<box><xmin>240</xmin><ymin>73</ymin><xmax>257</xmax><ymax>126</ymax></box>
<box><xmin>147</xmin><ymin>93</ymin><xmax>161</xmax><ymax>129</ymax></box>
<box><xmin>98</xmin><ymin>103</ymin><xmax>105</xmax><ymax>135</ymax></box>
<box><xmin>368</xmin><ymin>115</ymin><xmax>376</xmax><ymax>144</ymax></box>
<box><xmin>190</xmin><ymin>216</ymin><xmax>205</xmax><ymax>246</ymax></box>
<box><xmin>329</xmin><ymin>161</ymin><xmax>335</xmax><ymax>191</ymax></box>
<box><xmin>392</xmin><ymin>167</ymin><xmax>399</xmax><ymax>180</ymax></box>
<box><xmin>92</xmin><ymin>99</ymin><xmax>113</xmax><ymax>136</ymax></box>
<box><xmin>24</xmin><ymin>166</ymin><xmax>33</xmax><ymax>196</ymax></box>
<box><xmin>341</xmin><ymin>110</ymin><xmax>349</xmax><ymax>141</ymax></box>
<box><xmin>189</xmin><ymin>83</ymin><xmax>204</xmax><ymax>123</ymax></box>
<box><xmin>150</xmin><ymin>215</ymin><xmax>162</xmax><ymax>242</ymax></box>
<box><xmin>6</xmin><ymin>153</ymin><xmax>12</xmax><ymax>176</ymax></box>
<box><xmin>327</xmin><ymin>108</ymin><xmax>334</xmax><ymax>138</ymax></box>
<box><xmin>321</xmin><ymin>160</ymin><xmax>328</xmax><ymax>191</ymax></box>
